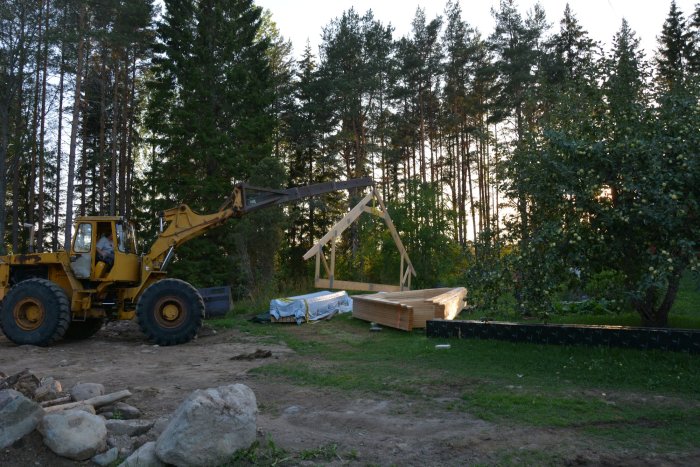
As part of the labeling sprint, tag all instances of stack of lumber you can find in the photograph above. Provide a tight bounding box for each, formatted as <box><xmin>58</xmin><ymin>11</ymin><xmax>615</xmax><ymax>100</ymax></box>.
<box><xmin>352</xmin><ymin>287</ymin><xmax>467</xmax><ymax>331</ymax></box>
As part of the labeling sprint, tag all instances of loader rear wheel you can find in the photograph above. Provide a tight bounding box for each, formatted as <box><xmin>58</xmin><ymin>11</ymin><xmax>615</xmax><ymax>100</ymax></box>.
<box><xmin>64</xmin><ymin>318</ymin><xmax>104</xmax><ymax>340</ymax></box>
<box><xmin>136</xmin><ymin>278</ymin><xmax>204</xmax><ymax>346</ymax></box>
<box><xmin>0</xmin><ymin>278</ymin><xmax>71</xmax><ymax>346</ymax></box>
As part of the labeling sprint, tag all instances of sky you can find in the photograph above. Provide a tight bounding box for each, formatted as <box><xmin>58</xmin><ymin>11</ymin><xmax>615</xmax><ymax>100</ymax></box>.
<box><xmin>255</xmin><ymin>0</ymin><xmax>698</xmax><ymax>60</ymax></box>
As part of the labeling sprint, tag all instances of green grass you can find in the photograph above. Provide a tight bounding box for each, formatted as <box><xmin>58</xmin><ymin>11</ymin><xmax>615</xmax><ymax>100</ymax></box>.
<box><xmin>208</xmin><ymin>275</ymin><xmax>700</xmax><ymax>456</ymax></box>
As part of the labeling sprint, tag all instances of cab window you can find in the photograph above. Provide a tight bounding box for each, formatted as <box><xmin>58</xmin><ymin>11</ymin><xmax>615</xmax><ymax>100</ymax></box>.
<box><xmin>115</xmin><ymin>222</ymin><xmax>138</xmax><ymax>254</ymax></box>
<box><xmin>74</xmin><ymin>223</ymin><xmax>92</xmax><ymax>253</ymax></box>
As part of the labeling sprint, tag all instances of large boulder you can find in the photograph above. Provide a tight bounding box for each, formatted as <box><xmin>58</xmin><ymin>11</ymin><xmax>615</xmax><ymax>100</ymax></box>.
<box><xmin>38</xmin><ymin>409</ymin><xmax>107</xmax><ymax>460</ymax></box>
<box><xmin>0</xmin><ymin>389</ymin><xmax>43</xmax><ymax>449</ymax></box>
<box><xmin>155</xmin><ymin>384</ymin><xmax>257</xmax><ymax>466</ymax></box>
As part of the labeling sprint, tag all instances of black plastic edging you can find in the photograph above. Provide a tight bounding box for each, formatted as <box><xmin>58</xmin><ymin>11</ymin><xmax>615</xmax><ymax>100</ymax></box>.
<box><xmin>426</xmin><ymin>319</ymin><xmax>700</xmax><ymax>353</ymax></box>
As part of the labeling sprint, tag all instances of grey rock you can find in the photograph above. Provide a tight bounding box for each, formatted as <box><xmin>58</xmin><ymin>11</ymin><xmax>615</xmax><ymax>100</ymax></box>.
<box><xmin>92</xmin><ymin>447</ymin><xmax>120</xmax><ymax>466</ymax></box>
<box><xmin>74</xmin><ymin>404</ymin><xmax>97</xmax><ymax>415</ymax></box>
<box><xmin>38</xmin><ymin>409</ymin><xmax>107</xmax><ymax>460</ymax></box>
<box><xmin>99</xmin><ymin>402</ymin><xmax>141</xmax><ymax>420</ymax></box>
<box><xmin>69</xmin><ymin>382</ymin><xmax>105</xmax><ymax>401</ymax></box>
<box><xmin>0</xmin><ymin>389</ymin><xmax>43</xmax><ymax>449</ymax></box>
<box><xmin>34</xmin><ymin>377</ymin><xmax>63</xmax><ymax>402</ymax></box>
<box><xmin>107</xmin><ymin>433</ymin><xmax>135</xmax><ymax>454</ymax></box>
<box><xmin>9</xmin><ymin>372</ymin><xmax>40</xmax><ymax>398</ymax></box>
<box><xmin>149</xmin><ymin>417</ymin><xmax>170</xmax><ymax>438</ymax></box>
<box><xmin>112</xmin><ymin>402</ymin><xmax>141</xmax><ymax>419</ymax></box>
<box><xmin>106</xmin><ymin>419</ymin><xmax>154</xmax><ymax>437</ymax></box>
<box><xmin>155</xmin><ymin>383</ymin><xmax>257</xmax><ymax>467</ymax></box>
<box><xmin>119</xmin><ymin>441</ymin><xmax>165</xmax><ymax>467</ymax></box>
<box><xmin>132</xmin><ymin>433</ymin><xmax>154</xmax><ymax>450</ymax></box>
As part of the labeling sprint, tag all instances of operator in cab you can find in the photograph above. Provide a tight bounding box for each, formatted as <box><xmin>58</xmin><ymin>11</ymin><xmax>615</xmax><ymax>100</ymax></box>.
<box><xmin>96</xmin><ymin>232</ymin><xmax>115</xmax><ymax>267</ymax></box>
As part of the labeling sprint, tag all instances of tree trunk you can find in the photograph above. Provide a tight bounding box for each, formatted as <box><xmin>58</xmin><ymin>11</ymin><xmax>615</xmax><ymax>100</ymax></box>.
<box><xmin>637</xmin><ymin>272</ymin><xmax>683</xmax><ymax>327</ymax></box>
<box><xmin>109</xmin><ymin>54</ymin><xmax>120</xmax><ymax>215</ymax></box>
<box><xmin>11</xmin><ymin>8</ymin><xmax>28</xmax><ymax>253</ymax></box>
<box><xmin>37</xmin><ymin>0</ymin><xmax>50</xmax><ymax>252</ymax></box>
<box><xmin>64</xmin><ymin>6</ymin><xmax>87</xmax><ymax>250</ymax></box>
<box><xmin>53</xmin><ymin>9</ymin><xmax>67</xmax><ymax>251</ymax></box>
<box><xmin>98</xmin><ymin>50</ymin><xmax>107</xmax><ymax>214</ymax></box>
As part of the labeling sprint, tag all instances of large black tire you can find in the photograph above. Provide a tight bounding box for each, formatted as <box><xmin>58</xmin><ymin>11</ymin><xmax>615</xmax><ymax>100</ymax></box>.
<box><xmin>64</xmin><ymin>318</ymin><xmax>104</xmax><ymax>340</ymax></box>
<box><xmin>0</xmin><ymin>278</ymin><xmax>71</xmax><ymax>346</ymax></box>
<box><xmin>136</xmin><ymin>278</ymin><xmax>204</xmax><ymax>346</ymax></box>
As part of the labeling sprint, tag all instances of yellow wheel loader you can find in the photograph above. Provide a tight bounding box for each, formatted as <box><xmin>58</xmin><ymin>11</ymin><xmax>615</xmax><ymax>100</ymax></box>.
<box><xmin>0</xmin><ymin>178</ymin><xmax>373</xmax><ymax>346</ymax></box>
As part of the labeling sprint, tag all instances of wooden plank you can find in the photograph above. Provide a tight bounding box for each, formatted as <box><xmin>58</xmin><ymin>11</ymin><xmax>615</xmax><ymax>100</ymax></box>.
<box><xmin>314</xmin><ymin>278</ymin><xmax>403</xmax><ymax>292</ymax></box>
<box><xmin>372</xmin><ymin>187</ymin><xmax>416</xmax><ymax>278</ymax></box>
<box><xmin>45</xmin><ymin>390</ymin><xmax>132</xmax><ymax>413</ymax></box>
<box><xmin>330</xmin><ymin>232</ymin><xmax>336</xmax><ymax>288</ymax></box>
<box><xmin>314</xmin><ymin>251</ymin><xmax>321</xmax><ymax>281</ymax></box>
<box><xmin>363</xmin><ymin>206</ymin><xmax>385</xmax><ymax>218</ymax></box>
<box><xmin>303</xmin><ymin>192</ymin><xmax>374</xmax><ymax>260</ymax></box>
<box><xmin>351</xmin><ymin>287</ymin><xmax>467</xmax><ymax>329</ymax></box>
<box><xmin>376</xmin><ymin>288</ymin><xmax>454</xmax><ymax>300</ymax></box>
<box><xmin>352</xmin><ymin>297</ymin><xmax>413</xmax><ymax>331</ymax></box>
<box><xmin>320</xmin><ymin>251</ymin><xmax>331</xmax><ymax>276</ymax></box>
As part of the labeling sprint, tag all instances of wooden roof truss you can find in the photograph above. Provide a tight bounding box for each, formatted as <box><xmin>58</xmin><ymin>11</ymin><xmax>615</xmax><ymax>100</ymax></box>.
<box><xmin>302</xmin><ymin>187</ymin><xmax>416</xmax><ymax>292</ymax></box>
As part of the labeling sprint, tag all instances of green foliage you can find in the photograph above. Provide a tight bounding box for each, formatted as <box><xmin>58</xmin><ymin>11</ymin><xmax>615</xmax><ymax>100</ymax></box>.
<box><xmin>462</xmin><ymin>229</ymin><xmax>513</xmax><ymax>313</ymax></box>
<box><xmin>228</xmin><ymin>437</ymin><xmax>289</xmax><ymax>466</ymax></box>
<box><xmin>384</xmin><ymin>181</ymin><xmax>464</xmax><ymax>288</ymax></box>
<box><xmin>143</xmin><ymin>0</ymin><xmax>284</xmax><ymax>293</ymax></box>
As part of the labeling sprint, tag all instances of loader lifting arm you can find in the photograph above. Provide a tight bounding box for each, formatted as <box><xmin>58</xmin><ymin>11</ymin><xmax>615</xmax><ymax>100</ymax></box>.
<box><xmin>145</xmin><ymin>177</ymin><xmax>374</xmax><ymax>268</ymax></box>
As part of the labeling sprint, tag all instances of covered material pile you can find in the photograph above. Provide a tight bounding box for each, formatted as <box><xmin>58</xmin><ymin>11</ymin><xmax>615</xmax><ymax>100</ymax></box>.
<box><xmin>269</xmin><ymin>290</ymin><xmax>353</xmax><ymax>324</ymax></box>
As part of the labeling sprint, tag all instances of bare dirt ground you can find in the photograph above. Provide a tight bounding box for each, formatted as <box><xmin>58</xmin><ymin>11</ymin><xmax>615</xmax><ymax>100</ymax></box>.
<box><xmin>1</xmin><ymin>320</ymin><xmax>698</xmax><ymax>466</ymax></box>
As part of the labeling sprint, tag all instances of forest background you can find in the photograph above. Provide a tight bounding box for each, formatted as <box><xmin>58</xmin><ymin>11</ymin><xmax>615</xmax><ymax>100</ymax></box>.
<box><xmin>0</xmin><ymin>0</ymin><xmax>698</xmax><ymax>327</ymax></box>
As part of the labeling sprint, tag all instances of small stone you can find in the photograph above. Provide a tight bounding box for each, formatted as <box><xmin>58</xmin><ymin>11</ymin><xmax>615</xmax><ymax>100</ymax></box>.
<box><xmin>106</xmin><ymin>419</ymin><xmax>154</xmax><ymax>437</ymax></box>
<box><xmin>34</xmin><ymin>377</ymin><xmax>63</xmax><ymax>402</ymax></box>
<box><xmin>112</xmin><ymin>402</ymin><xmax>141</xmax><ymax>420</ymax></box>
<box><xmin>119</xmin><ymin>441</ymin><xmax>165</xmax><ymax>467</ymax></box>
<box><xmin>11</xmin><ymin>373</ymin><xmax>40</xmax><ymax>398</ymax></box>
<box><xmin>69</xmin><ymin>383</ymin><xmax>105</xmax><ymax>401</ymax></box>
<box><xmin>107</xmin><ymin>434</ymin><xmax>134</xmax><ymax>458</ymax></box>
<box><xmin>92</xmin><ymin>447</ymin><xmax>119</xmax><ymax>466</ymax></box>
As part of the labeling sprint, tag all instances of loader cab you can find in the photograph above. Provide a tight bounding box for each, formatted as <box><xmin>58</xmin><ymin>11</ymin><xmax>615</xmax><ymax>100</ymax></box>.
<box><xmin>70</xmin><ymin>216</ymin><xmax>140</xmax><ymax>283</ymax></box>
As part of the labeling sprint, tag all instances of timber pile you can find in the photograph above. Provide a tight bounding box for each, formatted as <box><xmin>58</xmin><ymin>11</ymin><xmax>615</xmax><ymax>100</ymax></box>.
<box><xmin>352</xmin><ymin>287</ymin><xmax>467</xmax><ymax>331</ymax></box>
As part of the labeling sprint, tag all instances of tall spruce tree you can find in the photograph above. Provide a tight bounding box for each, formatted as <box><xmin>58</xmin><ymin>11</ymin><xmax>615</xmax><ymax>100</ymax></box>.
<box><xmin>655</xmin><ymin>0</ymin><xmax>689</xmax><ymax>92</ymax></box>
<box><xmin>145</xmin><ymin>0</ymin><xmax>282</xmax><ymax>293</ymax></box>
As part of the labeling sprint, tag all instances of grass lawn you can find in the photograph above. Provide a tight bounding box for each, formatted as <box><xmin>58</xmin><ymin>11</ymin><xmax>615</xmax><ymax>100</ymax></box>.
<box><xmin>209</xmin><ymin>273</ymin><xmax>699</xmax><ymax>463</ymax></box>
<box><xmin>211</xmin><ymin>304</ymin><xmax>700</xmax><ymax>461</ymax></box>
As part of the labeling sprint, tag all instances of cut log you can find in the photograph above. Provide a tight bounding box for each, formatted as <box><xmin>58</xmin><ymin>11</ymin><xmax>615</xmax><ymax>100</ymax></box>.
<box><xmin>40</xmin><ymin>395</ymin><xmax>72</xmax><ymax>407</ymax></box>
<box><xmin>44</xmin><ymin>389</ymin><xmax>132</xmax><ymax>413</ymax></box>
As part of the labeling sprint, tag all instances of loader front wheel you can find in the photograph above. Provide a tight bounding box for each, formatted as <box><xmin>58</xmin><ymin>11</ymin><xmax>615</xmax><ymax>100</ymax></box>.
<box><xmin>0</xmin><ymin>278</ymin><xmax>71</xmax><ymax>346</ymax></box>
<box><xmin>136</xmin><ymin>279</ymin><xmax>204</xmax><ymax>346</ymax></box>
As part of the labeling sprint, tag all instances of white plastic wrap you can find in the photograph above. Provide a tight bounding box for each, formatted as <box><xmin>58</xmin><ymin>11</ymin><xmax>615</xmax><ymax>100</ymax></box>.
<box><xmin>269</xmin><ymin>290</ymin><xmax>353</xmax><ymax>323</ymax></box>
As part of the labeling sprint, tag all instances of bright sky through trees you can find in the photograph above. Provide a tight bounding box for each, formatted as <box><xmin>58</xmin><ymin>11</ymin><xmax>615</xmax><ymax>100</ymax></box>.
<box><xmin>256</xmin><ymin>0</ymin><xmax>696</xmax><ymax>59</ymax></box>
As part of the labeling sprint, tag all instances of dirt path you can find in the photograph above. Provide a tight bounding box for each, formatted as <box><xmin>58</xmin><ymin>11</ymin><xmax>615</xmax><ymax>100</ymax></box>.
<box><xmin>1</xmin><ymin>321</ymin><xmax>696</xmax><ymax>466</ymax></box>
